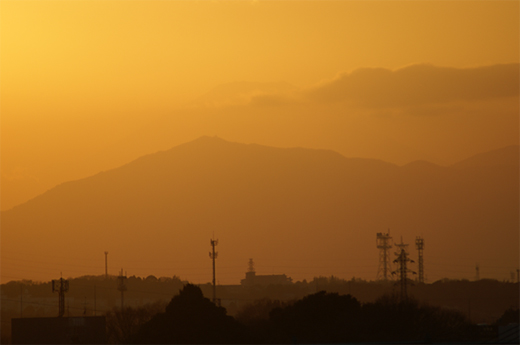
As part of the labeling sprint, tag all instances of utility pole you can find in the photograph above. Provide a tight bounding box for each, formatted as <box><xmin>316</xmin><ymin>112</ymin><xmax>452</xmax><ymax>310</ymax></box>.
<box><xmin>392</xmin><ymin>238</ymin><xmax>415</xmax><ymax>301</ymax></box>
<box><xmin>209</xmin><ymin>238</ymin><xmax>219</xmax><ymax>305</ymax></box>
<box><xmin>117</xmin><ymin>269</ymin><xmax>127</xmax><ymax>310</ymax></box>
<box><xmin>468</xmin><ymin>299</ymin><xmax>471</xmax><ymax>322</ymax></box>
<box><xmin>20</xmin><ymin>284</ymin><xmax>23</xmax><ymax>317</ymax></box>
<box><xmin>376</xmin><ymin>231</ymin><xmax>393</xmax><ymax>281</ymax></box>
<box><xmin>52</xmin><ymin>276</ymin><xmax>69</xmax><ymax>317</ymax></box>
<box><xmin>94</xmin><ymin>285</ymin><xmax>97</xmax><ymax>316</ymax></box>
<box><xmin>517</xmin><ymin>269</ymin><xmax>519</xmax><ymax>284</ymax></box>
<box><xmin>104</xmin><ymin>251</ymin><xmax>108</xmax><ymax>279</ymax></box>
<box><xmin>415</xmin><ymin>237</ymin><xmax>425</xmax><ymax>283</ymax></box>
<box><xmin>475</xmin><ymin>264</ymin><xmax>480</xmax><ymax>281</ymax></box>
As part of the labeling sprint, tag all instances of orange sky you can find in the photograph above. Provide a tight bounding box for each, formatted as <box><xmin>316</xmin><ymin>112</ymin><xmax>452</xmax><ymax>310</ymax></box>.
<box><xmin>2</xmin><ymin>0</ymin><xmax>518</xmax><ymax>212</ymax></box>
<box><xmin>0</xmin><ymin>1</ymin><xmax>519</xmax><ymax>284</ymax></box>
<box><xmin>3</xmin><ymin>1</ymin><xmax>518</xmax><ymax>106</ymax></box>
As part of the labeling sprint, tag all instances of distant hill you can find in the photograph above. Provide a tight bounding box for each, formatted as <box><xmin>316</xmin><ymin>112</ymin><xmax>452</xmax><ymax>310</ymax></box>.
<box><xmin>451</xmin><ymin>145</ymin><xmax>519</xmax><ymax>170</ymax></box>
<box><xmin>1</xmin><ymin>137</ymin><xmax>518</xmax><ymax>284</ymax></box>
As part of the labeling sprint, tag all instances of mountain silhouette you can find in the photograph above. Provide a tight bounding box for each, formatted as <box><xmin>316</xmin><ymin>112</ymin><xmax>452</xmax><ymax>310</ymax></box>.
<box><xmin>451</xmin><ymin>145</ymin><xmax>519</xmax><ymax>170</ymax></box>
<box><xmin>1</xmin><ymin>137</ymin><xmax>518</xmax><ymax>283</ymax></box>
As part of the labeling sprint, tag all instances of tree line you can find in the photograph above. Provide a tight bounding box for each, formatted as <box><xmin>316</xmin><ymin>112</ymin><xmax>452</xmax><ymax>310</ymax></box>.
<box><xmin>106</xmin><ymin>284</ymin><xmax>518</xmax><ymax>344</ymax></box>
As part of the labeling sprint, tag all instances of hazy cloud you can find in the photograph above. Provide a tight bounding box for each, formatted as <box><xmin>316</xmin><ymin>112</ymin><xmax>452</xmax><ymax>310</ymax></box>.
<box><xmin>306</xmin><ymin>63</ymin><xmax>520</xmax><ymax>108</ymax></box>
<box><xmin>1</xmin><ymin>167</ymin><xmax>40</xmax><ymax>182</ymax></box>
<box><xmin>190</xmin><ymin>81</ymin><xmax>299</xmax><ymax>108</ymax></box>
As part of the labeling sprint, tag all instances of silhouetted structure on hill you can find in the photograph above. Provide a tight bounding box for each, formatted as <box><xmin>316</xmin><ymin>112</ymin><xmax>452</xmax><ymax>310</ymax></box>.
<box><xmin>240</xmin><ymin>259</ymin><xmax>292</xmax><ymax>287</ymax></box>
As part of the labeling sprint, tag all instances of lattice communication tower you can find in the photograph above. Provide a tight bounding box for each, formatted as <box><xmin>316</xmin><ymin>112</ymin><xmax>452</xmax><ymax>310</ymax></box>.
<box><xmin>415</xmin><ymin>237</ymin><xmax>425</xmax><ymax>283</ymax></box>
<box><xmin>376</xmin><ymin>231</ymin><xmax>393</xmax><ymax>281</ymax></box>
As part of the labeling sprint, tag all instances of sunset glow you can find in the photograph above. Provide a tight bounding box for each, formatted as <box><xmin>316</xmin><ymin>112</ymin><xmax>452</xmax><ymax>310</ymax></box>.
<box><xmin>1</xmin><ymin>0</ymin><xmax>518</xmax><ymax>287</ymax></box>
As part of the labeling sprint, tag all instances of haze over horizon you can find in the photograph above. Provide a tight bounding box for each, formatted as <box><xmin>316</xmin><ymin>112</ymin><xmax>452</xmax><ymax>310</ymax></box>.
<box><xmin>1</xmin><ymin>137</ymin><xmax>518</xmax><ymax>285</ymax></box>
<box><xmin>1</xmin><ymin>1</ymin><xmax>518</xmax><ymax>286</ymax></box>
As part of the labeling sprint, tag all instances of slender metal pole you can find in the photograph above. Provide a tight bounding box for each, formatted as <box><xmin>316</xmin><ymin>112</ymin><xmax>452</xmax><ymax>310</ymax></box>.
<box><xmin>212</xmin><ymin>241</ymin><xmax>216</xmax><ymax>303</ymax></box>
<box><xmin>209</xmin><ymin>239</ymin><xmax>218</xmax><ymax>304</ymax></box>
<box><xmin>105</xmin><ymin>252</ymin><xmax>108</xmax><ymax>279</ymax></box>
<box><xmin>59</xmin><ymin>278</ymin><xmax>65</xmax><ymax>317</ymax></box>
<box><xmin>20</xmin><ymin>284</ymin><xmax>23</xmax><ymax>317</ymax></box>
<box><xmin>94</xmin><ymin>285</ymin><xmax>97</xmax><ymax>316</ymax></box>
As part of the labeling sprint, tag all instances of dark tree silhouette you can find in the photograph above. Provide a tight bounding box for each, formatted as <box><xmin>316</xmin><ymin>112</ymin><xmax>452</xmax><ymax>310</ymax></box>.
<box><xmin>495</xmin><ymin>307</ymin><xmax>520</xmax><ymax>326</ymax></box>
<box><xmin>263</xmin><ymin>291</ymin><xmax>476</xmax><ymax>343</ymax></box>
<box><xmin>360</xmin><ymin>294</ymin><xmax>476</xmax><ymax>343</ymax></box>
<box><xmin>235</xmin><ymin>298</ymin><xmax>287</xmax><ymax>326</ymax></box>
<box><xmin>234</xmin><ymin>298</ymin><xmax>288</xmax><ymax>343</ymax></box>
<box><xmin>105</xmin><ymin>301</ymin><xmax>166</xmax><ymax>344</ymax></box>
<box><xmin>131</xmin><ymin>284</ymin><xmax>248</xmax><ymax>344</ymax></box>
<box><xmin>269</xmin><ymin>291</ymin><xmax>362</xmax><ymax>343</ymax></box>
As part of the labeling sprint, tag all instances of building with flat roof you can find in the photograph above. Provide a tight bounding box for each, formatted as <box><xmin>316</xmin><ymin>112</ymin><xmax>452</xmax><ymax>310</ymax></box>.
<box><xmin>11</xmin><ymin>316</ymin><xmax>106</xmax><ymax>344</ymax></box>
<box><xmin>241</xmin><ymin>271</ymin><xmax>292</xmax><ymax>287</ymax></box>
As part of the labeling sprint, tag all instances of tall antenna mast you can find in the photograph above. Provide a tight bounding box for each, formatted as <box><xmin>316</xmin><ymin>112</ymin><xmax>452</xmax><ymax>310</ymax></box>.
<box><xmin>415</xmin><ymin>237</ymin><xmax>425</xmax><ymax>283</ymax></box>
<box><xmin>248</xmin><ymin>258</ymin><xmax>255</xmax><ymax>273</ymax></box>
<box><xmin>376</xmin><ymin>230</ymin><xmax>393</xmax><ymax>281</ymax></box>
<box><xmin>209</xmin><ymin>237</ymin><xmax>219</xmax><ymax>305</ymax></box>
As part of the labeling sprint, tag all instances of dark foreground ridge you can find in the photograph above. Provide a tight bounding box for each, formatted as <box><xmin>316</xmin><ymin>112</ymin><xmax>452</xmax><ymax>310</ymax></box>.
<box><xmin>4</xmin><ymin>279</ymin><xmax>519</xmax><ymax>344</ymax></box>
<box><xmin>127</xmin><ymin>284</ymin><xmax>516</xmax><ymax>344</ymax></box>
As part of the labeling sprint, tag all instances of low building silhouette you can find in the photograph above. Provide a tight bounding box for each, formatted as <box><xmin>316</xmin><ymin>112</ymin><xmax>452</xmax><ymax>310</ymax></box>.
<box><xmin>11</xmin><ymin>316</ymin><xmax>106</xmax><ymax>344</ymax></box>
<box><xmin>497</xmin><ymin>323</ymin><xmax>519</xmax><ymax>344</ymax></box>
<box><xmin>241</xmin><ymin>270</ymin><xmax>292</xmax><ymax>287</ymax></box>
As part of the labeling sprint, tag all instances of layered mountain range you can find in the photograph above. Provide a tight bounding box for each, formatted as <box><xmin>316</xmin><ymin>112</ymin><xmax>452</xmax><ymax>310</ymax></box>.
<box><xmin>2</xmin><ymin>137</ymin><xmax>518</xmax><ymax>284</ymax></box>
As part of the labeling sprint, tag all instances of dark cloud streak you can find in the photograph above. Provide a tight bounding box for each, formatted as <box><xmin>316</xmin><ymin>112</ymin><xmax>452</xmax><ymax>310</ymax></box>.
<box><xmin>306</xmin><ymin>63</ymin><xmax>520</xmax><ymax>108</ymax></box>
